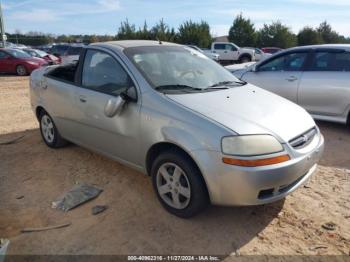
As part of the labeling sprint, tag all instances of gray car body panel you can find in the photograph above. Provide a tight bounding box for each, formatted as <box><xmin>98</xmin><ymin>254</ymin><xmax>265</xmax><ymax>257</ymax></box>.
<box><xmin>231</xmin><ymin>44</ymin><xmax>350</xmax><ymax>124</ymax></box>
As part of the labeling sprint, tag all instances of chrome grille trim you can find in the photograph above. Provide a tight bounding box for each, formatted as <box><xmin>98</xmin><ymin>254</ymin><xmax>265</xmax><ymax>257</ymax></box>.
<box><xmin>289</xmin><ymin>127</ymin><xmax>317</xmax><ymax>149</ymax></box>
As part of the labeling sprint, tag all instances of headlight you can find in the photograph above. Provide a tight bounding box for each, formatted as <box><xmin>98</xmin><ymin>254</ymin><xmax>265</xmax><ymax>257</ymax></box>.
<box><xmin>222</xmin><ymin>135</ymin><xmax>283</xmax><ymax>156</ymax></box>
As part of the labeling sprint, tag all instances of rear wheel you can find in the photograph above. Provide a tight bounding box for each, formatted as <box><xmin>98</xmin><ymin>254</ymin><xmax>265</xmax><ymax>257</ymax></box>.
<box><xmin>239</xmin><ymin>56</ymin><xmax>251</xmax><ymax>63</ymax></box>
<box><xmin>151</xmin><ymin>149</ymin><xmax>209</xmax><ymax>218</ymax></box>
<box><xmin>39</xmin><ymin>111</ymin><xmax>67</xmax><ymax>148</ymax></box>
<box><xmin>16</xmin><ymin>65</ymin><xmax>27</xmax><ymax>76</ymax></box>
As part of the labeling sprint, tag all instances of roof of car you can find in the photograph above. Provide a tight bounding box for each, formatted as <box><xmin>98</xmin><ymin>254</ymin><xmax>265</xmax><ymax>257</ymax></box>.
<box><xmin>289</xmin><ymin>44</ymin><xmax>350</xmax><ymax>51</ymax></box>
<box><xmin>92</xmin><ymin>40</ymin><xmax>180</xmax><ymax>49</ymax></box>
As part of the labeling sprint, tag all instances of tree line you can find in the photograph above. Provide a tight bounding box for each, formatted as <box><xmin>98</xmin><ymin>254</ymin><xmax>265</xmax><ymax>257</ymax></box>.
<box><xmin>228</xmin><ymin>14</ymin><xmax>350</xmax><ymax>48</ymax></box>
<box><xmin>5</xmin><ymin>14</ymin><xmax>350</xmax><ymax>48</ymax></box>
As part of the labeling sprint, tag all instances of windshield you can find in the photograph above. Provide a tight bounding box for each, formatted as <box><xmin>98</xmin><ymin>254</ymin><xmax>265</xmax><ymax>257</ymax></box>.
<box><xmin>34</xmin><ymin>49</ymin><xmax>48</xmax><ymax>57</ymax></box>
<box><xmin>7</xmin><ymin>49</ymin><xmax>31</xmax><ymax>58</ymax></box>
<box><xmin>124</xmin><ymin>46</ymin><xmax>243</xmax><ymax>93</ymax></box>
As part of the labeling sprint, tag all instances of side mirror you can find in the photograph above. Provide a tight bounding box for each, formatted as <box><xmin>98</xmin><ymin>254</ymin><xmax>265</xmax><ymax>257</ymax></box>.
<box><xmin>104</xmin><ymin>87</ymin><xmax>137</xmax><ymax>117</ymax></box>
<box><xmin>104</xmin><ymin>96</ymin><xmax>126</xmax><ymax>117</ymax></box>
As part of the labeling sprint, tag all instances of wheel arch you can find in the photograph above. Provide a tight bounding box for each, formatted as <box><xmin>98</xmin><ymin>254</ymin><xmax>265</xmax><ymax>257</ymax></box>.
<box><xmin>145</xmin><ymin>141</ymin><xmax>210</xmax><ymax>199</ymax></box>
<box><xmin>35</xmin><ymin>106</ymin><xmax>46</xmax><ymax>120</ymax></box>
<box><xmin>238</xmin><ymin>53</ymin><xmax>252</xmax><ymax>60</ymax></box>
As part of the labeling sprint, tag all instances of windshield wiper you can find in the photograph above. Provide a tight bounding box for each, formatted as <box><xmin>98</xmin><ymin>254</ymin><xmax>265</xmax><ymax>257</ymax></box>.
<box><xmin>209</xmin><ymin>80</ymin><xmax>247</xmax><ymax>88</ymax></box>
<box><xmin>155</xmin><ymin>84</ymin><xmax>202</xmax><ymax>91</ymax></box>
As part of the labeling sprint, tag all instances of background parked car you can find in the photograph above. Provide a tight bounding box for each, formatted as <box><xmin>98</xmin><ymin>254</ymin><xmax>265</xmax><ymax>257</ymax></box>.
<box><xmin>231</xmin><ymin>44</ymin><xmax>350</xmax><ymax>125</ymax></box>
<box><xmin>36</xmin><ymin>44</ymin><xmax>53</xmax><ymax>53</ymax></box>
<box><xmin>49</xmin><ymin>44</ymin><xmax>70</xmax><ymax>61</ymax></box>
<box><xmin>261</xmin><ymin>47</ymin><xmax>283</xmax><ymax>54</ymax></box>
<box><xmin>60</xmin><ymin>45</ymin><xmax>84</xmax><ymax>64</ymax></box>
<box><xmin>244</xmin><ymin>47</ymin><xmax>271</xmax><ymax>61</ymax></box>
<box><xmin>0</xmin><ymin>48</ymin><xmax>47</xmax><ymax>76</ymax></box>
<box><xmin>22</xmin><ymin>48</ymin><xmax>60</xmax><ymax>65</ymax></box>
<box><xmin>210</xmin><ymin>42</ymin><xmax>256</xmax><ymax>64</ymax></box>
<box><xmin>186</xmin><ymin>45</ymin><xmax>220</xmax><ymax>61</ymax></box>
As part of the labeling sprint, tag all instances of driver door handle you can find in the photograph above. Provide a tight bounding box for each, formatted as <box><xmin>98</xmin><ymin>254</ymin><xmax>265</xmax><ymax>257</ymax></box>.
<box><xmin>286</xmin><ymin>76</ymin><xmax>298</xmax><ymax>82</ymax></box>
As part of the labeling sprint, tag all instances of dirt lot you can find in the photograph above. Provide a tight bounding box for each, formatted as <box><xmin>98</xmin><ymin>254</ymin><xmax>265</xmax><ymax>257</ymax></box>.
<box><xmin>0</xmin><ymin>76</ymin><xmax>349</xmax><ymax>257</ymax></box>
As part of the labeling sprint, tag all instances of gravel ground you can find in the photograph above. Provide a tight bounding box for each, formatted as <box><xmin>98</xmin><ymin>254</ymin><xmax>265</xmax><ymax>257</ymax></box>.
<box><xmin>0</xmin><ymin>76</ymin><xmax>349</xmax><ymax>257</ymax></box>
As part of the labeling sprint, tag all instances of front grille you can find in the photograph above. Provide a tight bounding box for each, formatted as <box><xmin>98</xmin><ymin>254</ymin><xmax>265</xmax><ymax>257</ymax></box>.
<box><xmin>289</xmin><ymin>127</ymin><xmax>317</xmax><ymax>149</ymax></box>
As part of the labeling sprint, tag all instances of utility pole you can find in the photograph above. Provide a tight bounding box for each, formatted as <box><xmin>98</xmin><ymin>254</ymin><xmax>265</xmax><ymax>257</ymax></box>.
<box><xmin>0</xmin><ymin>0</ymin><xmax>6</xmax><ymax>47</ymax></box>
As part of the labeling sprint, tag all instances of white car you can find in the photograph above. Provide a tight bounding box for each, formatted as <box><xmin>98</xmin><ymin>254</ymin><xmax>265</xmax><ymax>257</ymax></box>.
<box><xmin>211</xmin><ymin>42</ymin><xmax>256</xmax><ymax>64</ymax></box>
<box><xmin>186</xmin><ymin>45</ymin><xmax>220</xmax><ymax>61</ymax></box>
<box><xmin>244</xmin><ymin>47</ymin><xmax>271</xmax><ymax>61</ymax></box>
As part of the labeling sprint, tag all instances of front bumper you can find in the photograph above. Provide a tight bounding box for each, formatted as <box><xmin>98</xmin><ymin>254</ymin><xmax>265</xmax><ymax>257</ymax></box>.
<box><xmin>194</xmin><ymin>134</ymin><xmax>324</xmax><ymax>206</ymax></box>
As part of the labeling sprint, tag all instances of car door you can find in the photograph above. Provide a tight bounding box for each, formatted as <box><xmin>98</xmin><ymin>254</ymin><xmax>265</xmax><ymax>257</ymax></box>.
<box><xmin>41</xmin><ymin>64</ymin><xmax>81</xmax><ymax>141</ymax></box>
<box><xmin>298</xmin><ymin>49</ymin><xmax>350</xmax><ymax>118</ymax></box>
<box><xmin>241</xmin><ymin>51</ymin><xmax>309</xmax><ymax>103</ymax></box>
<box><xmin>75</xmin><ymin>48</ymin><xmax>142</xmax><ymax>165</ymax></box>
<box><xmin>0</xmin><ymin>51</ymin><xmax>14</xmax><ymax>73</ymax></box>
<box><xmin>212</xmin><ymin>43</ymin><xmax>226</xmax><ymax>60</ymax></box>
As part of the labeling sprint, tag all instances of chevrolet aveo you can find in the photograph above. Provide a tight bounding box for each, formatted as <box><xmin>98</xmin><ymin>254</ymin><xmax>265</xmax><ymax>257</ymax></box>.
<box><xmin>30</xmin><ymin>41</ymin><xmax>324</xmax><ymax>218</ymax></box>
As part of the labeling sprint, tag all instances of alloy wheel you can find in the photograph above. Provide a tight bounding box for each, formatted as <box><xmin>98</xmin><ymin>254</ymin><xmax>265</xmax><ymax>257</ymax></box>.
<box><xmin>156</xmin><ymin>162</ymin><xmax>191</xmax><ymax>209</ymax></box>
<box><xmin>41</xmin><ymin>115</ymin><xmax>55</xmax><ymax>143</ymax></box>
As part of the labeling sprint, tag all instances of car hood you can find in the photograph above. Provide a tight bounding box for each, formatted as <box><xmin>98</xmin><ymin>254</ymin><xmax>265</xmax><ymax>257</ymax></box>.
<box><xmin>23</xmin><ymin>57</ymin><xmax>46</xmax><ymax>64</ymax></box>
<box><xmin>166</xmin><ymin>84</ymin><xmax>315</xmax><ymax>143</ymax></box>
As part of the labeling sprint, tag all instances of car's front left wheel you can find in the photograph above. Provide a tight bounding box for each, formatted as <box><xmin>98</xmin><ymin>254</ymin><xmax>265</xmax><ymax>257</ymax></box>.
<box><xmin>151</xmin><ymin>149</ymin><xmax>209</xmax><ymax>218</ymax></box>
<box><xmin>39</xmin><ymin>111</ymin><xmax>68</xmax><ymax>148</ymax></box>
<box><xmin>16</xmin><ymin>65</ymin><xmax>27</xmax><ymax>76</ymax></box>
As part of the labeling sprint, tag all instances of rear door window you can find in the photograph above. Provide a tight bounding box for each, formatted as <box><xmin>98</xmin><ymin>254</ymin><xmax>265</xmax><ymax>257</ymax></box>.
<box><xmin>258</xmin><ymin>52</ymin><xmax>308</xmax><ymax>72</ymax></box>
<box><xmin>310</xmin><ymin>51</ymin><xmax>350</xmax><ymax>71</ymax></box>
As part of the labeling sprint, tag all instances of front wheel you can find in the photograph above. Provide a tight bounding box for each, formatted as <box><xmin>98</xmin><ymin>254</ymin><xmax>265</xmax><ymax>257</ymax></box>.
<box><xmin>16</xmin><ymin>65</ymin><xmax>27</xmax><ymax>76</ymax></box>
<box><xmin>39</xmin><ymin>111</ymin><xmax>67</xmax><ymax>148</ymax></box>
<box><xmin>151</xmin><ymin>150</ymin><xmax>209</xmax><ymax>218</ymax></box>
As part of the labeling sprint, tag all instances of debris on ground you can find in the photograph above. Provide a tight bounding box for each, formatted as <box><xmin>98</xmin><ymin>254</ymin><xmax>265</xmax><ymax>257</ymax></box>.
<box><xmin>309</xmin><ymin>245</ymin><xmax>328</xmax><ymax>251</ymax></box>
<box><xmin>21</xmin><ymin>222</ymin><xmax>71</xmax><ymax>233</ymax></box>
<box><xmin>52</xmin><ymin>183</ymin><xmax>103</xmax><ymax>212</ymax></box>
<box><xmin>322</xmin><ymin>222</ymin><xmax>337</xmax><ymax>231</ymax></box>
<box><xmin>15</xmin><ymin>195</ymin><xmax>24</xmax><ymax>200</ymax></box>
<box><xmin>0</xmin><ymin>135</ymin><xmax>25</xmax><ymax>145</ymax></box>
<box><xmin>0</xmin><ymin>239</ymin><xmax>10</xmax><ymax>260</ymax></box>
<box><xmin>92</xmin><ymin>205</ymin><xmax>108</xmax><ymax>215</ymax></box>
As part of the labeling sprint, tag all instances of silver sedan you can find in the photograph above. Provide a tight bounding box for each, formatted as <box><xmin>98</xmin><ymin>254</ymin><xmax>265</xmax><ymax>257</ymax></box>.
<box><xmin>30</xmin><ymin>41</ymin><xmax>324</xmax><ymax>218</ymax></box>
<box><xmin>229</xmin><ymin>44</ymin><xmax>350</xmax><ymax>125</ymax></box>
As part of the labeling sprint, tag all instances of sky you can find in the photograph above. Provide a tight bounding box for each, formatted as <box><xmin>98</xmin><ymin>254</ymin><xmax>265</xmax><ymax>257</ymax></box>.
<box><xmin>2</xmin><ymin>0</ymin><xmax>350</xmax><ymax>37</ymax></box>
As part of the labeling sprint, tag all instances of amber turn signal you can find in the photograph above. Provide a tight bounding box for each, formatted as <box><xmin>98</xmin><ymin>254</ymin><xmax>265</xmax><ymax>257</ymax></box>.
<box><xmin>222</xmin><ymin>154</ymin><xmax>290</xmax><ymax>167</ymax></box>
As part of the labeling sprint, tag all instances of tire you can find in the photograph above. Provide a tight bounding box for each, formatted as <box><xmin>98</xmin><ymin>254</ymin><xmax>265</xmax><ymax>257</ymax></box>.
<box><xmin>16</xmin><ymin>65</ymin><xmax>27</xmax><ymax>76</ymax></box>
<box><xmin>151</xmin><ymin>149</ymin><xmax>209</xmax><ymax>218</ymax></box>
<box><xmin>239</xmin><ymin>56</ymin><xmax>251</xmax><ymax>63</ymax></box>
<box><xmin>39</xmin><ymin>111</ymin><xmax>68</xmax><ymax>148</ymax></box>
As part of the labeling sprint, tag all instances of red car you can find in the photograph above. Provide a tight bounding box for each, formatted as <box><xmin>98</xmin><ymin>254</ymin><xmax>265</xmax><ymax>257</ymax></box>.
<box><xmin>261</xmin><ymin>47</ymin><xmax>283</xmax><ymax>54</ymax></box>
<box><xmin>0</xmin><ymin>48</ymin><xmax>48</xmax><ymax>76</ymax></box>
